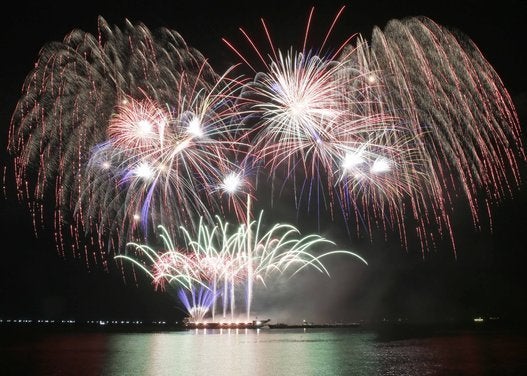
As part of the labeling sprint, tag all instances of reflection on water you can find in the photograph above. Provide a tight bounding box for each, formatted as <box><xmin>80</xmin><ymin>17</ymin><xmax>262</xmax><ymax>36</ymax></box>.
<box><xmin>1</xmin><ymin>328</ymin><xmax>526</xmax><ymax>375</ymax></box>
<box><xmin>102</xmin><ymin>329</ymin><xmax>369</xmax><ymax>375</ymax></box>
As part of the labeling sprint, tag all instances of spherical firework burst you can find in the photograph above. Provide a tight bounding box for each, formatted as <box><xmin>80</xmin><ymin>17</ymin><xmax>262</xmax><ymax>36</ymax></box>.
<box><xmin>116</xmin><ymin>210</ymin><xmax>367</xmax><ymax>322</ymax></box>
<box><xmin>8</xmin><ymin>17</ymin><xmax>249</xmax><ymax>266</ymax></box>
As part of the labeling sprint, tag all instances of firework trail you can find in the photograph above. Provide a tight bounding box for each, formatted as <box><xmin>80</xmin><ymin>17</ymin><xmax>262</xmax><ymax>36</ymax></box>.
<box><xmin>336</xmin><ymin>16</ymin><xmax>525</xmax><ymax>253</ymax></box>
<box><xmin>117</xmin><ymin>211</ymin><xmax>367</xmax><ymax>322</ymax></box>
<box><xmin>8</xmin><ymin>17</ymin><xmax>249</xmax><ymax>266</ymax></box>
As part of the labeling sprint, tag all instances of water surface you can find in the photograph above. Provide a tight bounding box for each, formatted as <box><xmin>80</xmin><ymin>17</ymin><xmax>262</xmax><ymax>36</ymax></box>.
<box><xmin>1</xmin><ymin>327</ymin><xmax>526</xmax><ymax>375</ymax></box>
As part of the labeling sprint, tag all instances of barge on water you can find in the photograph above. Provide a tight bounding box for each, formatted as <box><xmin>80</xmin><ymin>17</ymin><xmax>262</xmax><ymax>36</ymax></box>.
<box><xmin>184</xmin><ymin>318</ymin><xmax>271</xmax><ymax>330</ymax></box>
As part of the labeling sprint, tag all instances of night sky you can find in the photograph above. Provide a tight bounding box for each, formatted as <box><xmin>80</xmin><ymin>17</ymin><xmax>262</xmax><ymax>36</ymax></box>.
<box><xmin>1</xmin><ymin>0</ymin><xmax>526</xmax><ymax>326</ymax></box>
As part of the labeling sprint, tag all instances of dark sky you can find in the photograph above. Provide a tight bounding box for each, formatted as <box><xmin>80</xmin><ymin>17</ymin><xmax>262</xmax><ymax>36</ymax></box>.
<box><xmin>1</xmin><ymin>0</ymin><xmax>526</xmax><ymax>325</ymax></box>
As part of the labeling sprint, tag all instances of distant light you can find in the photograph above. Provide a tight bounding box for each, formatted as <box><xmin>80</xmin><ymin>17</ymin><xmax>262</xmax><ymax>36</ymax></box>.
<box><xmin>342</xmin><ymin>152</ymin><xmax>365</xmax><ymax>171</ymax></box>
<box><xmin>134</xmin><ymin>162</ymin><xmax>154</xmax><ymax>180</ymax></box>
<box><xmin>221</xmin><ymin>173</ymin><xmax>242</xmax><ymax>194</ymax></box>
<box><xmin>187</xmin><ymin>117</ymin><xmax>203</xmax><ymax>137</ymax></box>
<box><xmin>370</xmin><ymin>158</ymin><xmax>391</xmax><ymax>173</ymax></box>
<box><xmin>473</xmin><ymin>317</ymin><xmax>484</xmax><ymax>323</ymax></box>
<box><xmin>367</xmin><ymin>74</ymin><xmax>377</xmax><ymax>84</ymax></box>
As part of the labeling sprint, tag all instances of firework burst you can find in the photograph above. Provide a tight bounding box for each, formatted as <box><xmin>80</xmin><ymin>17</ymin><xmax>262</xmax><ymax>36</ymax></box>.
<box><xmin>6</xmin><ymin>7</ymin><xmax>525</xmax><ymax>273</ymax></box>
<box><xmin>336</xmin><ymin>16</ymin><xmax>526</xmax><ymax>253</ymax></box>
<box><xmin>221</xmin><ymin>6</ymin><xmax>526</xmax><ymax>255</ymax></box>
<box><xmin>8</xmin><ymin>17</ymin><xmax>249</xmax><ymax>266</ymax></box>
<box><xmin>223</xmin><ymin>6</ymin><xmax>430</xmax><ymax>249</ymax></box>
<box><xmin>117</xmin><ymin>210</ymin><xmax>367</xmax><ymax>321</ymax></box>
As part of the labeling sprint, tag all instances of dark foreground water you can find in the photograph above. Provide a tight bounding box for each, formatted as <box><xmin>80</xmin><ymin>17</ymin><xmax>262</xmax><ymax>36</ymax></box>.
<box><xmin>1</xmin><ymin>326</ymin><xmax>526</xmax><ymax>375</ymax></box>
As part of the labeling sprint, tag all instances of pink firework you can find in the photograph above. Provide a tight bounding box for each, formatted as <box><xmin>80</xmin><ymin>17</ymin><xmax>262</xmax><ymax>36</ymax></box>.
<box><xmin>107</xmin><ymin>97</ymin><xmax>170</xmax><ymax>153</ymax></box>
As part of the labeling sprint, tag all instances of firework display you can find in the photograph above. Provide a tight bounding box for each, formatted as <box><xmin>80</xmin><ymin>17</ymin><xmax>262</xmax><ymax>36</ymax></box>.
<box><xmin>227</xmin><ymin>14</ymin><xmax>425</xmax><ymax>245</ymax></box>
<box><xmin>5</xmin><ymin>7</ymin><xmax>525</xmax><ymax>320</ymax></box>
<box><xmin>225</xmin><ymin>8</ymin><xmax>525</xmax><ymax>253</ymax></box>
<box><xmin>116</xmin><ymin>211</ymin><xmax>367</xmax><ymax>322</ymax></box>
<box><xmin>8</xmin><ymin>17</ymin><xmax>249</xmax><ymax>266</ymax></box>
<box><xmin>339</xmin><ymin>17</ymin><xmax>525</xmax><ymax>253</ymax></box>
